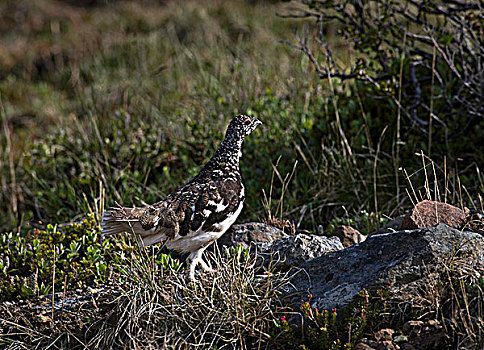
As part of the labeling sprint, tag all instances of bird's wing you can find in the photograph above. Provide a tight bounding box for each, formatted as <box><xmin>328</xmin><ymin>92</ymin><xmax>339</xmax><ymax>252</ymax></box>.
<box><xmin>158</xmin><ymin>181</ymin><xmax>222</xmax><ymax>236</ymax></box>
<box><xmin>101</xmin><ymin>178</ymin><xmax>243</xmax><ymax>246</ymax></box>
<box><xmin>199</xmin><ymin>179</ymin><xmax>243</xmax><ymax>232</ymax></box>
<box><xmin>158</xmin><ymin>178</ymin><xmax>243</xmax><ymax>237</ymax></box>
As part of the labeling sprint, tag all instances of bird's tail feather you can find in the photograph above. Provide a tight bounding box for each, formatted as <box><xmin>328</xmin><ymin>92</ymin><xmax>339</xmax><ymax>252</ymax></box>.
<box><xmin>101</xmin><ymin>207</ymin><xmax>166</xmax><ymax>247</ymax></box>
<box><xmin>100</xmin><ymin>208</ymin><xmax>135</xmax><ymax>237</ymax></box>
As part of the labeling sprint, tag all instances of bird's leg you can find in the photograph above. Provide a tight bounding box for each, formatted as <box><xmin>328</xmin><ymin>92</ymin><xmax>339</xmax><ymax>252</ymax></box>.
<box><xmin>198</xmin><ymin>258</ymin><xmax>214</xmax><ymax>273</ymax></box>
<box><xmin>187</xmin><ymin>246</ymin><xmax>213</xmax><ymax>280</ymax></box>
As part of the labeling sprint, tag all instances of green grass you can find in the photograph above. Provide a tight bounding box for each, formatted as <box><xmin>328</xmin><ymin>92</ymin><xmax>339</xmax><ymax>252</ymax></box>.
<box><xmin>1</xmin><ymin>0</ymin><xmax>482</xmax><ymax>233</ymax></box>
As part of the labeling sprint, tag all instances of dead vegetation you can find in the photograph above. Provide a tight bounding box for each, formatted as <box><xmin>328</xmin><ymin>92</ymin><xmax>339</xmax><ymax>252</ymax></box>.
<box><xmin>1</xmin><ymin>243</ymin><xmax>295</xmax><ymax>349</ymax></box>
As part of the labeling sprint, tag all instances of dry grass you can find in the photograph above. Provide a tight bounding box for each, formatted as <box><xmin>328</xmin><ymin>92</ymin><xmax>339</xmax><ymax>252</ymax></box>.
<box><xmin>90</xmin><ymin>243</ymin><xmax>293</xmax><ymax>349</ymax></box>
<box><xmin>0</xmin><ymin>241</ymin><xmax>294</xmax><ymax>349</ymax></box>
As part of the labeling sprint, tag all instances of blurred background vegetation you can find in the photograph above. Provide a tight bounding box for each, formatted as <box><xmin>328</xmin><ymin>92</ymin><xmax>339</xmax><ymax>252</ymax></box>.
<box><xmin>0</xmin><ymin>0</ymin><xmax>482</xmax><ymax>235</ymax></box>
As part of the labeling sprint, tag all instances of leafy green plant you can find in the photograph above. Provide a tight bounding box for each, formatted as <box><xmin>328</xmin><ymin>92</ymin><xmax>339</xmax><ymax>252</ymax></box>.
<box><xmin>0</xmin><ymin>215</ymin><xmax>111</xmax><ymax>302</ymax></box>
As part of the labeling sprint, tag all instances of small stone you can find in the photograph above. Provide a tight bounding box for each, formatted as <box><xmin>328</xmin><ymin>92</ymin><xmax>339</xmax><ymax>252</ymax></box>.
<box><xmin>463</xmin><ymin>209</ymin><xmax>484</xmax><ymax>234</ymax></box>
<box><xmin>426</xmin><ymin>319</ymin><xmax>441</xmax><ymax>328</ymax></box>
<box><xmin>377</xmin><ymin>340</ymin><xmax>398</xmax><ymax>350</ymax></box>
<box><xmin>393</xmin><ymin>335</ymin><xmax>408</xmax><ymax>343</ymax></box>
<box><xmin>355</xmin><ymin>342</ymin><xmax>376</xmax><ymax>350</ymax></box>
<box><xmin>356</xmin><ymin>338</ymin><xmax>378</xmax><ymax>348</ymax></box>
<box><xmin>403</xmin><ymin>320</ymin><xmax>424</xmax><ymax>333</ymax></box>
<box><xmin>37</xmin><ymin>313</ymin><xmax>51</xmax><ymax>323</ymax></box>
<box><xmin>332</xmin><ymin>225</ymin><xmax>366</xmax><ymax>247</ymax></box>
<box><xmin>374</xmin><ymin>328</ymin><xmax>395</xmax><ymax>341</ymax></box>
<box><xmin>264</xmin><ymin>217</ymin><xmax>296</xmax><ymax>235</ymax></box>
<box><xmin>218</xmin><ymin>222</ymin><xmax>289</xmax><ymax>248</ymax></box>
<box><xmin>399</xmin><ymin>200</ymin><xmax>466</xmax><ymax>230</ymax></box>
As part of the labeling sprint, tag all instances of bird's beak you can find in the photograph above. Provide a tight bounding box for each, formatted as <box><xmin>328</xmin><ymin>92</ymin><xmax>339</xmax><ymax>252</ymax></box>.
<box><xmin>255</xmin><ymin>119</ymin><xmax>263</xmax><ymax>127</ymax></box>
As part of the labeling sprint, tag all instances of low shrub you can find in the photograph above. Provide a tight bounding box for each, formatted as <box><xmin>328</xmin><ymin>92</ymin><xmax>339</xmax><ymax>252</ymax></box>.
<box><xmin>273</xmin><ymin>287</ymin><xmax>392</xmax><ymax>349</ymax></box>
<box><xmin>0</xmin><ymin>215</ymin><xmax>110</xmax><ymax>302</ymax></box>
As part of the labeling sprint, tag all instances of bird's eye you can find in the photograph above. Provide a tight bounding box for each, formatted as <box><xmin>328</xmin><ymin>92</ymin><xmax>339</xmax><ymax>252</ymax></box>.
<box><xmin>244</xmin><ymin>119</ymin><xmax>251</xmax><ymax>125</ymax></box>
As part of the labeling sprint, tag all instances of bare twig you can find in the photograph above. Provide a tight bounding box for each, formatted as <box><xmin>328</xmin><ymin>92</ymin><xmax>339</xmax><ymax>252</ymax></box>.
<box><xmin>280</xmin><ymin>0</ymin><xmax>484</xmax><ymax>142</ymax></box>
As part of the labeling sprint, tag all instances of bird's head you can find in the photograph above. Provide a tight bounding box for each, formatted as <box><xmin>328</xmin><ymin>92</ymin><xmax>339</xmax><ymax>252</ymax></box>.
<box><xmin>225</xmin><ymin>115</ymin><xmax>263</xmax><ymax>141</ymax></box>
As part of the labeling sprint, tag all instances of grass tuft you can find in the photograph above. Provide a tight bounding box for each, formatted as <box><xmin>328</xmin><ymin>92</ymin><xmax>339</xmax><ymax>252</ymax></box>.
<box><xmin>93</xmin><ymin>244</ymin><xmax>293</xmax><ymax>349</ymax></box>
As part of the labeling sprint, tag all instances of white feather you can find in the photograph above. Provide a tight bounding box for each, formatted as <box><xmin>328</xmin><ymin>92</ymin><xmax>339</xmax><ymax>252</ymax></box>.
<box><xmin>208</xmin><ymin>200</ymin><xmax>228</xmax><ymax>213</ymax></box>
<box><xmin>166</xmin><ymin>202</ymin><xmax>244</xmax><ymax>253</ymax></box>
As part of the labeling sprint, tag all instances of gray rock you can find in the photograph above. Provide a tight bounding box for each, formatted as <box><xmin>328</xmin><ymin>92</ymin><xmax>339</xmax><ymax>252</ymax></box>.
<box><xmin>218</xmin><ymin>222</ymin><xmax>290</xmax><ymax>248</ymax></box>
<box><xmin>254</xmin><ymin>233</ymin><xmax>343</xmax><ymax>270</ymax></box>
<box><xmin>288</xmin><ymin>224</ymin><xmax>484</xmax><ymax>310</ymax></box>
<box><xmin>218</xmin><ymin>223</ymin><xmax>343</xmax><ymax>270</ymax></box>
<box><xmin>393</xmin><ymin>335</ymin><xmax>408</xmax><ymax>343</ymax></box>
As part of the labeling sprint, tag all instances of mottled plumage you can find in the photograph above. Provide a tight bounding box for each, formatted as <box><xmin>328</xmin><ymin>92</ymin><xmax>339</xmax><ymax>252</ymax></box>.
<box><xmin>101</xmin><ymin>115</ymin><xmax>262</xmax><ymax>279</ymax></box>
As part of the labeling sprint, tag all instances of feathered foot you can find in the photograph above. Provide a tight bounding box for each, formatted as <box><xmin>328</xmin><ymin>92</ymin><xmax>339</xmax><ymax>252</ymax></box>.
<box><xmin>187</xmin><ymin>247</ymin><xmax>214</xmax><ymax>281</ymax></box>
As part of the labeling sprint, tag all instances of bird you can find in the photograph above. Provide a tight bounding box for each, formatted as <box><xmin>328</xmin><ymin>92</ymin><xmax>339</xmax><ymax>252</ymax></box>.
<box><xmin>101</xmin><ymin>115</ymin><xmax>262</xmax><ymax>280</ymax></box>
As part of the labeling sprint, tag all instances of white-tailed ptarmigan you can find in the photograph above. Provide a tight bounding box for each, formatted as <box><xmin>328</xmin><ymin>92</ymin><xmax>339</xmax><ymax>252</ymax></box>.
<box><xmin>101</xmin><ymin>115</ymin><xmax>262</xmax><ymax>280</ymax></box>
